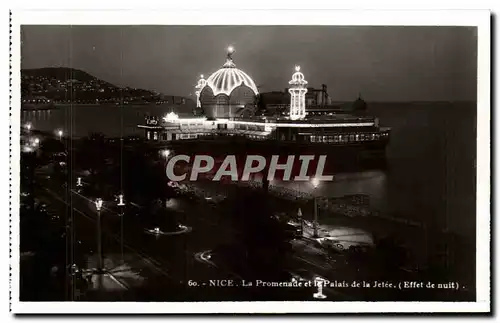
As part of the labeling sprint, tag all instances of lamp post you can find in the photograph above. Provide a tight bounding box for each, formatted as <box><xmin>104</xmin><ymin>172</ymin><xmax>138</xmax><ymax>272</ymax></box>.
<box><xmin>313</xmin><ymin>276</ymin><xmax>327</xmax><ymax>299</ymax></box>
<box><xmin>117</xmin><ymin>194</ymin><xmax>125</xmax><ymax>263</ymax></box>
<box><xmin>76</xmin><ymin>177</ymin><xmax>82</xmax><ymax>187</ymax></box>
<box><xmin>57</xmin><ymin>129</ymin><xmax>63</xmax><ymax>141</ymax></box>
<box><xmin>117</xmin><ymin>194</ymin><xmax>125</xmax><ymax>207</ymax></box>
<box><xmin>94</xmin><ymin>198</ymin><xmax>104</xmax><ymax>273</ymax></box>
<box><xmin>311</xmin><ymin>178</ymin><xmax>320</xmax><ymax>238</ymax></box>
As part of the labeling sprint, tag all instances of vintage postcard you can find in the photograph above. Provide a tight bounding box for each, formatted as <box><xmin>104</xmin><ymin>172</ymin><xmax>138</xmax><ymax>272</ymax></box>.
<box><xmin>9</xmin><ymin>9</ymin><xmax>490</xmax><ymax>314</ymax></box>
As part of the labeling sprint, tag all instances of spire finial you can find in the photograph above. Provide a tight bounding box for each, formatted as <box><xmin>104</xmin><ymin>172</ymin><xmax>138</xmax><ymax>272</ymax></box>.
<box><xmin>223</xmin><ymin>46</ymin><xmax>236</xmax><ymax>68</ymax></box>
<box><xmin>227</xmin><ymin>46</ymin><xmax>235</xmax><ymax>59</ymax></box>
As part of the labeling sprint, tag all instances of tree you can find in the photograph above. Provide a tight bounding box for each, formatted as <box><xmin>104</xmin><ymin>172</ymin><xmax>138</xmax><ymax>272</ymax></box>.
<box><xmin>225</xmin><ymin>190</ymin><xmax>292</xmax><ymax>280</ymax></box>
<box><xmin>78</xmin><ymin>132</ymin><xmax>107</xmax><ymax>176</ymax></box>
<box><xmin>121</xmin><ymin>148</ymin><xmax>176</xmax><ymax>207</ymax></box>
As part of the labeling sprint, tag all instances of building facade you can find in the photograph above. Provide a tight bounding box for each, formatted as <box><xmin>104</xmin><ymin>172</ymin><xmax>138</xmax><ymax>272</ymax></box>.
<box><xmin>138</xmin><ymin>47</ymin><xmax>390</xmax><ymax>148</ymax></box>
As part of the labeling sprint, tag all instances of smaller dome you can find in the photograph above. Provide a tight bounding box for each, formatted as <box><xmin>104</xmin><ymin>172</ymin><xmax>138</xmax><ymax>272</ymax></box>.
<box><xmin>195</xmin><ymin>74</ymin><xmax>207</xmax><ymax>91</ymax></box>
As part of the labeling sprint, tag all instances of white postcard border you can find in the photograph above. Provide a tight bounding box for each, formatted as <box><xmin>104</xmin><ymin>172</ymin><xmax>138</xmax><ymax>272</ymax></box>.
<box><xmin>9</xmin><ymin>9</ymin><xmax>490</xmax><ymax>314</ymax></box>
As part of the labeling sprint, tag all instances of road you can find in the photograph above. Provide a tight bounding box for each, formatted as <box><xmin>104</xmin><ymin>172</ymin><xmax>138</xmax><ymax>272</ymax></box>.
<box><xmin>36</xmin><ymin>168</ymin><xmax>368</xmax><ymax>301</ymax></box>
<box><xmin>33</xmin><ymin>166</ymin><xmax>473</xmax><ymax>301</ymax></box>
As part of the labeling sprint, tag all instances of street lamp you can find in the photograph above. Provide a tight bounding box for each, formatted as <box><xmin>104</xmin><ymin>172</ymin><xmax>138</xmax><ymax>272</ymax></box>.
<box><xmin>25</xmin><ymin>123</ymin><xmax>32</xmax><ymax>131</ymax></box>
<box><xmin>313</xmin><ymin>276</ymin><xmax>327</xmax><ymax>299</ymax></box>
<box><xmin>161</xmin><ymin>149</ymin><xmax>171</xmax><ymax>159</ymax></box>
<box><xmin>312</xmin><ymin>178</ymin><xmax>320</xmax><ymax>238</ymax></box>
<box><xmin>94</xmin><ymin>198</ymin><xmax>104</xmax><ymax>272</ymax></box>
<box><xmin>297</xmin><ymin>207</ymin><xmax>304</xmax><ymax>237</ymax></box>
<box><xmin>31</xmin><ymin>137</ymin><xmax>40</xmax><ymax>147</ymax></box>
<box><xmin>117</xmin><ymin>194</ymin><xmax>125</xmax><ymax>263</ymax></box>
<box><xmin>76</xmin><ymin>177</ymin><xmax>82</xmax><ymax>187</ymax></box>
<box><xmin>117</xmin><ymin>194</ymin><xmax>125</xmax><ymax>206</ymax></box>
<box><xmin>95</xmin><ymin>198</ymin><xmax>103</xmax><ymax>211</ymax></box>
<box><xmin>57</xmin><ymin>129</ymin><xmax>63</xmax><ymax>140</ymax></box>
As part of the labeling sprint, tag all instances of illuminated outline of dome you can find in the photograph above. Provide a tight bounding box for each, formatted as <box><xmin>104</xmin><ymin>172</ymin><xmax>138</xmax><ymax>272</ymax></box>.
<box><xmin>204</xmin><ymin>47</ymin><xmax>259</xmax><ymax>97</ymax></box>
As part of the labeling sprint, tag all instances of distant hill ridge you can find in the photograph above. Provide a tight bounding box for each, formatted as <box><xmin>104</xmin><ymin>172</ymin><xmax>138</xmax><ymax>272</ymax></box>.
<box><xmin>21</xmin><ymin>67</ymin><xmax>193</xmax><ymax>106</ymax></box>
<box><xmin>22</xmin><ymin>67</ymin><xmax>108</xmax><ymax>84</ymax></box>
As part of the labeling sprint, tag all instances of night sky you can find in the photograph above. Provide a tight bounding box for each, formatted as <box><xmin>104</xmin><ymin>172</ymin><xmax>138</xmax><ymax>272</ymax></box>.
<box><xmin>21</xmin><ymin>26</ymin><xmax>477</xmax><ymax>102</ymax></box>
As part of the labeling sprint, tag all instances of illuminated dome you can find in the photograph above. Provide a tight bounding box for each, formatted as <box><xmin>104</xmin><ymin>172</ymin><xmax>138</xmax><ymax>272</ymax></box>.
<box><xmin>205</xmin><ymin>47</ymin><xmax>259</xmax><ymax>97</ymax></box>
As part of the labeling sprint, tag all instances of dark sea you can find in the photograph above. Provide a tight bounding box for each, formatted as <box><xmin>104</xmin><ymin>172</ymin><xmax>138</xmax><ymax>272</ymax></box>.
<box><xmin>22</xmin><ymin>102</ymin><xmax>477</xmax><ymax>241</ymax></box>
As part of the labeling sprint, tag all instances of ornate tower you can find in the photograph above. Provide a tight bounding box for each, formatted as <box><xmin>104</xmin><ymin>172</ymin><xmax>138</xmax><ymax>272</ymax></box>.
<box><xmin>288</xmin><ymin>65</ymin><xmax>308</xmax><ymax>120</ymax></box>
<box><xmin>195</xmin><ymin>74</ymin><xmax>207</xmax><ymax>108</ymax></box>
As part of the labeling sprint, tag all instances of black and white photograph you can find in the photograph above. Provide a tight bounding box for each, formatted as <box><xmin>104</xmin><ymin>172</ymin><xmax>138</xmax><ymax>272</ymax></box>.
<box><xmin>9</xmin><ymin>9</ymin><xmax>490</xmax><ymax>314</ymax></box>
